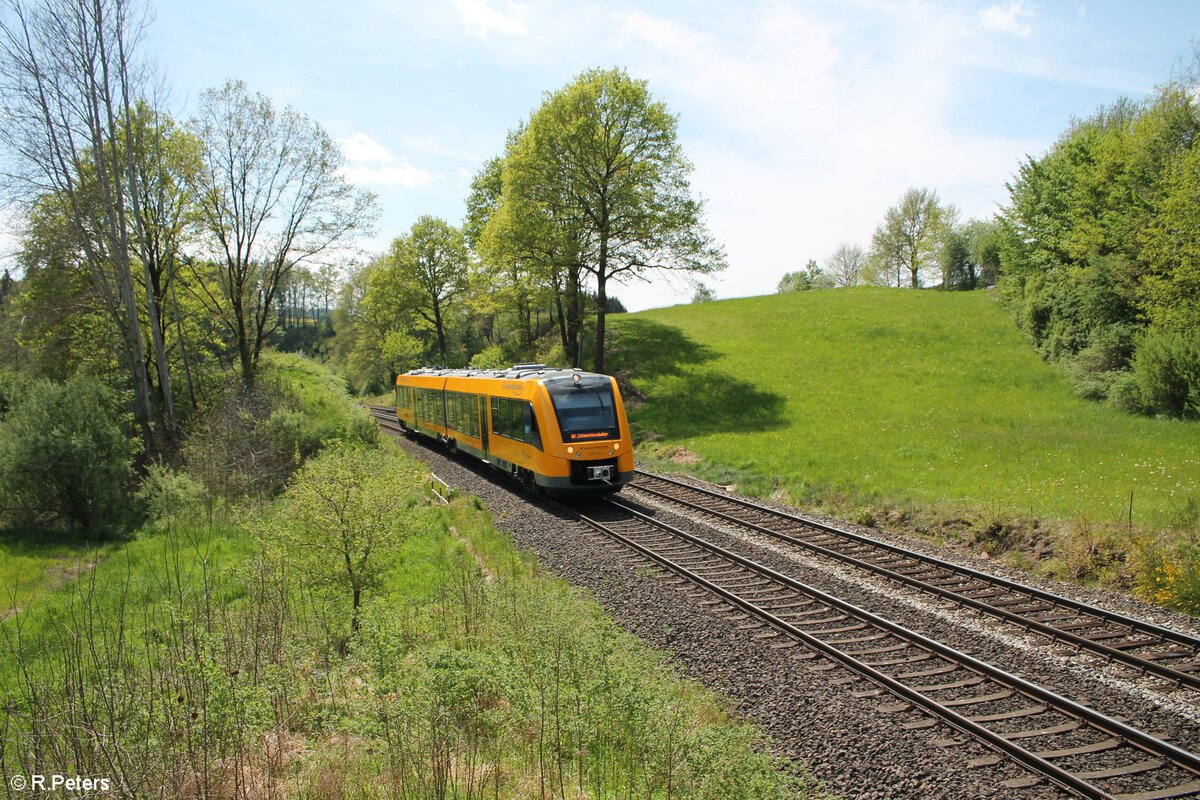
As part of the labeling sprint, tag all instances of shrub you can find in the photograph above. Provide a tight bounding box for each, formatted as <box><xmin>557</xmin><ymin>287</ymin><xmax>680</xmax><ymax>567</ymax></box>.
<box><xmin>0</xmin><ymin>369</ymin><xmax>28</xmax><ymax>420</ymax></box>
<box><xmin>262</xmin><ymin>443</ymin><xmax>422</xmax><ymax>640</ymax></box>
<box><xmin>0</xmin><ymin>376</ymin><xmax>138</xmax><ymax>532</ymax></box>
<box><xmin>468</xmin><ymin>343</ymin><xmax>508</xmax><ymax>369</ymax></box>
<box><xmin>182</xmin><ymin>380</ymin><xmax>299</xmax><ymax>504</ymax></box>
<box><xmin>136</xmin><ymin>463</ymin><xmax>205</xmax><ymax>530</ymax></box>
<box><xmin>1108</xmin><ymin>370</ymin><xmax>1145</xmax><ymax>413</ymax></box>
<box><xmin>1129</xmin><ymin>327</ymin><xmax>1200</xmax><ymax>418</ymax></box>
<box><xmin>1131</xmin><ymin>535</ymin><xmax>1200</xmax><ymax>614</ymax></box>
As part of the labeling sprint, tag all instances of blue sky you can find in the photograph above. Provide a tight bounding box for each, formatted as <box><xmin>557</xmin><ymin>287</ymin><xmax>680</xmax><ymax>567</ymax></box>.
<box><xmin>6</xmin><ymin>1</ymin><xmax>1197</xmax><ymax>310</ymax></box>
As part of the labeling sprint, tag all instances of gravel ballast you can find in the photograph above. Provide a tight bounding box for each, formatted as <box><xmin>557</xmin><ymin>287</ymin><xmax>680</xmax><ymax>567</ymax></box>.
<box><xmin>387</xmin><ymin>431</ymin><xmax>1147</xmax><ymax>800</ymax></box>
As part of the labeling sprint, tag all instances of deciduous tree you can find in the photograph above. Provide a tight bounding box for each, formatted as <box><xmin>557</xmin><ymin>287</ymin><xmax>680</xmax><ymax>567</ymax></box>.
<box><xmin>0</xmin><ymin>0</ymin><xmax>169</xmax><ymax>454</ymax></box>
<box><xmin>507</xmin><ymin>68</ymin><xmax>725</xmax><ymax>373</ymax></box>
<box><xmin>870</xmin><ymin>188</ymin><xmax>947</xmax><ymax>289</ymax></box>
<box><xmin>267</xmin><ymin>444</ymin><xmax>420</xmax><ymax>637</ymax></box>
<box><xmin>826</xmin><ymin>243</ymin><xmax>867</xmax><ymax>287</ymax></box>
<box><xmin>389</xmin><ymin>216</ymin><xmax>469</xmax><ymax>361</ymax></box>
<box><xmin>188</xmin><ymin>80</ymin><xmax>376</xmax><ymax>385</ymax></box>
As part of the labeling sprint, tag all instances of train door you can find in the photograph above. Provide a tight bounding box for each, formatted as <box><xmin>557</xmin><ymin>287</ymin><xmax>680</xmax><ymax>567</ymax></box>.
<box><xmin>480</xmin><ymin>395</ymin><xmax>490</xmax><ymax>461</ymax></box>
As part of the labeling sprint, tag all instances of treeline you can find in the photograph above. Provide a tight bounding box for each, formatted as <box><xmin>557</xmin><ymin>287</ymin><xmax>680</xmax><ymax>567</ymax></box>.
<box><xmin>330</xmin><ymin>68</ymin><xmax>724</xmax><ymax>394</ymax></box>
<box><xmin>775</xmin><ymin>190</ymin><xmax>1001</xmax><ymax>296</ymax></box>
<box><xmin>996</xmin><ymin>60</ymin><xmax>1200</xmax><ymax>418</ymax></box>
<box><xmin>0</xmin><ymin>0</ymin><xmax>376</xmax><ymax>532</ymax></box>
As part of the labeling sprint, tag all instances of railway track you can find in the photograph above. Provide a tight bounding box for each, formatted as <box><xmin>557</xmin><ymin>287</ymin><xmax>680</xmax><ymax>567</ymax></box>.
<box><xmin>367</xmin><ymin>405</ymin><xmax>1200</xmax><ymax>797</ymax></box>
<box><xmin>566</xmin><ymin>496</ymin><xmax>1200</xmax><ymax>800</ymax></box>
<box><xmin>626</xmin><ymin>470</ymin><xmax>1200</xmax><ymax>692</ymax></box>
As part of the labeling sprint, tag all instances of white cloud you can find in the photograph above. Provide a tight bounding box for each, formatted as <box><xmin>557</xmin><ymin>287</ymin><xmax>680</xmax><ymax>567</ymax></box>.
<box><xmin>340</xmin><ymin>163</ymin><xmax>438</xmax><ymax>189</ymax></box>
<box><xmin>454</xmin><ymin>0</ymin><xmax>529</xmax><ymax>38</ymax></box>
<box><xmin>336</xmin><ymin>131</ymin><xmax>437</xmax><ymax>188</ymax></box>
<box><xmin>603</xmin><ymin>4</ymin><xmax>1041</xmax><ymax>307</ymax></box>
<box><xmin>980</xmin><ymin>1</ymin><xmax>1033</xmax><ymax>37</ymax></box>
<box><xmin>338</xmin><ymin>131</ymin><xmax>396</xmax><ymax>164</ymax></box>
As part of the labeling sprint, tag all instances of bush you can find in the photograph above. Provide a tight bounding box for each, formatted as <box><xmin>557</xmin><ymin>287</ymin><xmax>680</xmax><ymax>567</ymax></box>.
<box><xmin>182</xmin><ymin>355</ymin><xmax>377</xmax><ymax>505</ymax></box>
<box><xmin>0</xmin><ymin>369</ymin><xmax>28</xmax><ymax>420</ymax></box>
<box><xmin>0</xmin><ymin>376</ymin><xmax>138</xmax><ymax>532</ymax></box>
<box><xmin>1129</xmin><ymin>327</ymin><xmax>1200</xmax><ymax>418</ymax></box>
<box><xmin>1131</xmin><ymin>535</ymin><xmax>1200</xmax><ymax>614</ymax></box>
<box><xmin>136</xmin><ymin>463</ymin><xmax>205</xmax><ymax>530</ymax></box>
<box><xmin>468</xmin><ymin>343</ymin><xmax>508</xmax><ymax>369</ymax></box>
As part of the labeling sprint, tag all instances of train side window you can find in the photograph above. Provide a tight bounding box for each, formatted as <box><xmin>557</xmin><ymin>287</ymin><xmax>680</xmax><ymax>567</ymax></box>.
<box><xmin>523</xmin><ymin>402</ymin><xmax>542</xmax><ymax>449</ymax></box>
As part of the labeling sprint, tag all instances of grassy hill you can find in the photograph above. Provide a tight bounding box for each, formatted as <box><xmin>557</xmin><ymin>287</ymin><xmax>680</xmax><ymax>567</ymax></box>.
<box><xmin>611</xmin><ymin>287</ymin><xmax>1200</xmax><ymax>536</ymax></box>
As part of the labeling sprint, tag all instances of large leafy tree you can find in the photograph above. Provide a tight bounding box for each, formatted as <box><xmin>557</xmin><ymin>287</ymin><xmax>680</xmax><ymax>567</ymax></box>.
<box><xmin>188</xmin><ymin>80</ymin><xmax>376</xmax><ymax>386</ymax></box>
<box><xmin>996</xmin><ymin>59</ymin><xmax>1200</xmax><ymax>415</ymax></box>
<box><xmin>502</xmin><ymin>68</ymin><xmax>725</xmax><ymax>373</ymax></box>
<box><xmin>388</xmin><ymin>216</ymin><xmax>470</xmax><ymax>361</ymax></box>
<box><xmin>870</xmin><ymin>188</ymin><xmax>948</xmax><ymax>289</ymax></box>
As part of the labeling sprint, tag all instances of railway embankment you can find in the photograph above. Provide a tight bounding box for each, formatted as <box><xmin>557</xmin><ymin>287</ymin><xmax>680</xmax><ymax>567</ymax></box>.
<box><xmin>376</xmin><ymin>406</ymin><xmax>1200</xmax><ymax>800</ymax></box>
<box><xmin>608</xmin><ymin>288</ymin><xmax>1200</xmax><ymax>613</ymax></box>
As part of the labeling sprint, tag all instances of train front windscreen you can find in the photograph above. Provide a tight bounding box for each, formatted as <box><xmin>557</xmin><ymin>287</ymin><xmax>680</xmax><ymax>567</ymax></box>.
<box><xmin>546</xmin><ymin>376</ymin><xmax>619</xmax><ymax>442</ymax></box>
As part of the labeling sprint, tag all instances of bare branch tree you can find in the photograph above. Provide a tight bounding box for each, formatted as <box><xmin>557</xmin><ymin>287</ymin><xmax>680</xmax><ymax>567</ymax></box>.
<box><xmin>0</xmin><ymin>0</ymin><xmax>174</xmax><ymax>454</ymax></box>
<box><xmin>188</xmin><ymin>80</ymin><xmax>376</xmax><ymax>385</ymax></box>
<box><xmin>826</xmin><ymin>242</ymin><xmax>867</xmax><ymax>287</ymax></box>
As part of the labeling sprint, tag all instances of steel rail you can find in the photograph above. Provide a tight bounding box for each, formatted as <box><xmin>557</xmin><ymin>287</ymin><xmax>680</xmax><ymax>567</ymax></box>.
<box><xmin>367</xmin><ymin>408</ymin><xmax>1200</xmax><ymax>799</ymax></box>
<box><xmin>582</xmin><ymin>496</ymin><xmax>1200</xmax><ymax>800</ymax></box>
<box><xmin>631</xmin><ymin>469</ymin><xmax>1200</xmax><ymax>690</ymax></box>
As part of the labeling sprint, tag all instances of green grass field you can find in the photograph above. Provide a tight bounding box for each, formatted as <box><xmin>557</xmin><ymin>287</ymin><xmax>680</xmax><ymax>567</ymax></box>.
<box><xmin>0</xmin><ymin>531</ymin><xmax>119</xmax><ymax>618</ymax></box>
<box><xmin>610</xmin><ymin>287</ymin><xmax>1200</xmax><ymax>531</ymax></box>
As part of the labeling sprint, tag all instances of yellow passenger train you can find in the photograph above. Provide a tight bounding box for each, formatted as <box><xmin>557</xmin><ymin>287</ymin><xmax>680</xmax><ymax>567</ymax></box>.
<box><xmin>395</xmin><ymin>364</ymin><xmax>634</xmax><ymax>495</ymax></box>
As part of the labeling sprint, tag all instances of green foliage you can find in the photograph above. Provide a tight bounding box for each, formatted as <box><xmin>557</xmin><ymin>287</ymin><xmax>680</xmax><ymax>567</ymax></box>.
<box><xmin>263</xmin><ymin>443</ymin><xmax>422</xmax><ymax>636</ymax></box>
<box><xmin>777</xmin><ymin>260</ymin><xmax>831</xmax><ymax>293</ymax></box>
<box><xmin>998</xmin><ymin>66</ymin><xmax>1200</xmax><ymax>415</ymax></box>
<box><xmin>939</xmin><ymin>222</ymin><xmax>983</xmax><ymax>291</ymax></box>
<box><xmin>489</xmin><ymin>67</ymin><xmax>725</xmax><ymax>372</ymax></box>
<box><xmin>1132</xmin><ymin>534</ymin><xmax>1200</xmax><ymax>614</ymax></box>
<box><xmin>388</xmin><ymin>215</ymin><xmax>471</xmax><ymax>361</ymax></box>
<box><xmin>869</xmin><ymin>187</ymin><xmax>948</xmax><ymax>288</ymax></box>
<box><xmin>1126</xmin><ymin>327</ymin><xmax>1200</xmax><ymax>418</ymax></box>
<box><xmin>0</xmin><ymin>370</ymin><xmax>28</xmax><ymax>419</ymax></box>
<box><xmin>611</xmin><ymin>288</ymin><xmax>1200</xmax><ymax>531</ymax></box>
<box><xmin>353</xmin><ymin>498</ymin><xmax>814</xmax><ymax>799</ymax></box>
<box><xmin>135</xmin><ymin>463</ymin><xmax>205</xmax><ymax>529</ymax></box>
<box><xmin>691</xmin><ymin>283</ymin><xmax>716</xmax><ymax>303</ymax></box>
<box><xmin>2</xmin><ymin>450</ymin><xmax>812</xmax><ymax>797</ymax></box>
<box><xmin>0</xmin><ymin>377</ymin><xmax>138</xmax><ymax>533</ymax></box>
<box><xmin>182</xmin><ymin>353</ymin><xmax>375</xmax><ymax>504</ymax></box>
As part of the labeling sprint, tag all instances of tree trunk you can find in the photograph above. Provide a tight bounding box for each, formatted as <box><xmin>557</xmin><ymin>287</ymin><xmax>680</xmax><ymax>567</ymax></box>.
<box><xmin>433</xmin><ymin>297</ymin><xmax>447</xmax><ymax>360</ymax></box>
<box><xmin>594</xmin><ymin>272</ymin><xmax>607</xmax><ymax>374</ymax></box>
<box><xmin>565</xmin><ymin>268</ymin><xmax>582</xmax><ymax>368</ymax></box>
<box><xmin>594</xmin><ymin>230</ymin><xmax>609</xmax><ymax>373</ymax></box>
<box><xmin>554</xmin><ymin>281</ymin><xmax>569</xmax><ymax>356</ymax></box>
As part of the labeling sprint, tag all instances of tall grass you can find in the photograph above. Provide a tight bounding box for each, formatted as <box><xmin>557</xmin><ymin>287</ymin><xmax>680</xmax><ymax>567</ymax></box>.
<box><xmin>2</xmin><ymin>436</ymin><xmax>818</xmax><ymax>798</ymax></box>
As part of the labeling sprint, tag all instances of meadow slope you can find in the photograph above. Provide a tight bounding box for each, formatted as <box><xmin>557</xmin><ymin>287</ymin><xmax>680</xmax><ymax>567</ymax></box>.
<box><xmin>611</xmin><ymin>287</ymin><xmax>1200</xmax><ymax>531</ymax></box>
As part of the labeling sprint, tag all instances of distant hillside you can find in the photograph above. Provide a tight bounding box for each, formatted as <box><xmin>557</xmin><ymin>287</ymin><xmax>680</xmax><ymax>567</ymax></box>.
<box><xmin>610</xmin><ymin>287</ymin><xmax>1200</xmax><ymax>530</ymax></box>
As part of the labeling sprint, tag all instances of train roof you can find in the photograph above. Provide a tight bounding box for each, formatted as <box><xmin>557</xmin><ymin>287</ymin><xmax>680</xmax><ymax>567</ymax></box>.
<box><xmin>401</xmin><ymin>364</ymin><xmax>612</xmax><ymax>382</ymax></box>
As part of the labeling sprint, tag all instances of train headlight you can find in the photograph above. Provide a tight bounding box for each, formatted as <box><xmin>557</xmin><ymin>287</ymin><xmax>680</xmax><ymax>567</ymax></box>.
<box><xmin>614</xmin><ymin>443</ymin><xmax>620</xmax><ymax>450</ymax></box>
<box><xmin>567</xmin><ymin>446</ymin><xmax>574</xmax><ymax>454</ymax></box>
